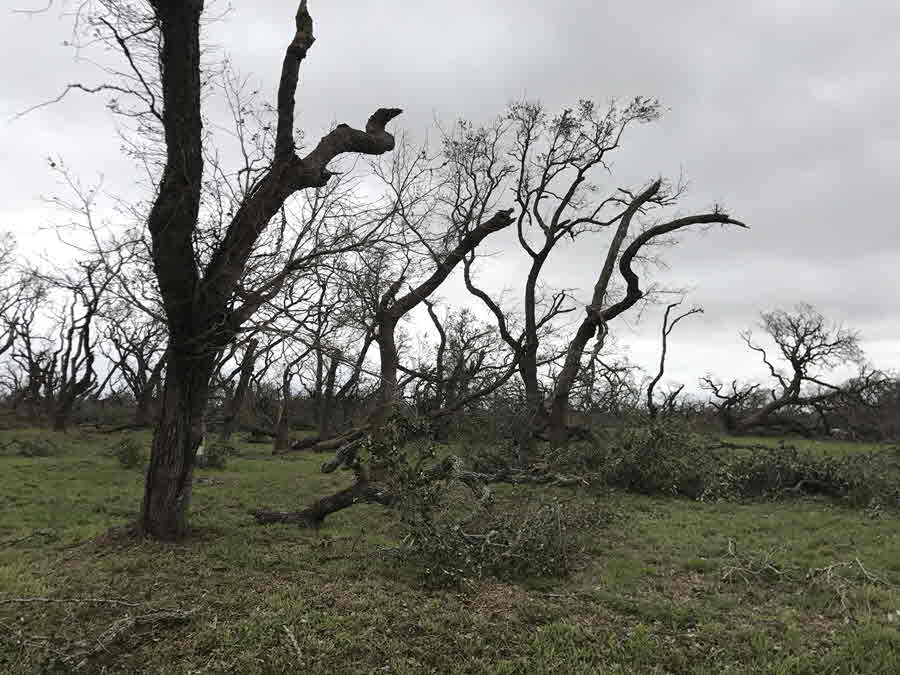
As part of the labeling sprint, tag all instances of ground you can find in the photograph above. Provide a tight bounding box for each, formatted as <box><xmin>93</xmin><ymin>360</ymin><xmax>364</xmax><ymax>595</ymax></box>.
<box><xmin>1</xmin><ymin>429</ymin><xmax>898</xmax><ymax>673</ymax></box>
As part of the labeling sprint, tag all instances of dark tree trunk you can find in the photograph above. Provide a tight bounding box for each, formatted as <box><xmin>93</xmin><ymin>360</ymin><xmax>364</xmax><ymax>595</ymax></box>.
<box><xmin>220</xmin><ymin>338</ymin><xmax>258</xmax><ymax>441</ymax></box>
<box><xmin>272</xmin><ymin>370</ymin><xmax>292</xmax><ymax>453</ymax></box>
<box><xmin>134</xmin><ymin>357</ymin><xmax>165</xmax><ymax>427</ymax></box>
<box><xmin>138</xmin><ymin>0</ymin><xmax>205</xmax><ymax>541</ymax></box>
<box><xmin>373</xmin><ymin>314</ymin><xmax>400</xmax><ymax>431</ymax></box>
<box><xmin>140</xmin><ymin>352</ymin><xmax>212</xmax><ymax>540</ymax></box>
<box><xmin>547</xmin><ymin>322</ymin><xmax>595</xmax><ymax>446</ymax></box>
<box><xmin>317</xmin><ymin>350</ymin><xmax>340</xmax><ymax>438</ymax></box>
<box><xmin>131</xmin><ymin>1</ymin><xmax>400</xmax><ymax>540</ymax></box>
<box><xmin>51</xmin><ymin>403</ymin><xmax>72</xmax><ymax>432</ymax></box>
<box><xmin>134</xmin><ymin>394</ymin><xmax>153</xmax><ymax>428</ymax></box>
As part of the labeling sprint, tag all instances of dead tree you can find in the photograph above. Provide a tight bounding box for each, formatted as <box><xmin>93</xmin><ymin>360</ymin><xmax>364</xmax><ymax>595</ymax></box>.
<box><xmin>544</xmin><ymin>184</ymin><xmax>744</xmax><ymax>446</ymax></box>
<box><xmin>259</xmin><ymin>204</ymin><xmax>516</xmax><ymax>521</ymax></box>
<box><xmin>218</xmin><ymin>337</ymin><xmax>259</xmax><ymax>440</ymax></box>
<box><xmin>271</xmin><ymin>346</ymin><xmax>311</xmax><ymax>453</ymax></box>
<box><xmin>102</xmin><ymin>307</ymin><xmax>167</xmax><ymax>427</ymax></box>
<box><xmin>43</xmin><ymin>1</ymin><xmax>405</xmax><ymax>538</ymax></box>
<box><xmin>372</xmin><ymin>209</ymin><xmax>514</xmax><ymax>428</ymax></box>
<box><xmin>0</xmin><ymin>233</ymin><xmax>35</xmax><ymax>360</ymax></box>
<box><xmin>35</xmin><ymin>261</ymin><xmax>115</xmax><ymax>431</ymax></box>
<box><xmin>400</xmin><ymin>304</ymin><xmax>520</xmax><ymax>434</ymax></box>
<box><xmin>702</xmin><ymin>305</ymin><xmax>883</xmax><ymax>435</ymax></box>
<box><xmin>451</xmin><ymin>101</ymin><xmax>746</xmax><ymax>452</ymax></box>
<box><xmin>646</xmin><ymin>300</ymin><xmax>703</xmax><ymax>418</ymax></box>
<box><xmin>700</xmin><ymin>378</ymin><xmax>763</xmax><ymax>433</ymax></box>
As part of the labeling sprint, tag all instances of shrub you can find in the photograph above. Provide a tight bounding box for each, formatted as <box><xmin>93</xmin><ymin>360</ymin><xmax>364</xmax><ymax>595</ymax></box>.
<box><xmin>399</xmin><ymin>488</ymin><xmax>571</xmax><ymax>589</ymax></box>
<box><xmin>112</xmin><ymin>436</ymin><xmax>146</xmax><ymax>469</ymax></box>
<box><xmin>13</xmin><ymin>438</ymin><xmax>63</xmax><ymax>458</ymax></box>
<box><xmin>353</xmin><ymin>413</ymin><xmax>575</xmax><ymax>588</ymax></box>
<box><xmin>598</xmin><ymin>420</ymin><xmax>713</xmax><ymax>499</ymax></box>
<box><xmin>196</xmin><ymin>440</ymin><xmax>229</xmax><ymax>469</ymax></box>
<box><xmin>701</xmin><ymin>446</ymin><xmax>900</xmax><ymax>509</ymax></box>
<box><xmin>539</xmin><ymin>419</ymin><xmax>900</xmax><ymax>510</ymax></box>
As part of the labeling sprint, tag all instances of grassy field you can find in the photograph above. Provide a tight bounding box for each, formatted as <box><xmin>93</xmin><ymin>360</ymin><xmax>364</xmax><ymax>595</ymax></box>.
<box><xmin>1</xmin><ymin>429</ymin><xmax>899</xmax><ymax>673</ymax></box>
<box><xmin>717</xmin><ymin>434</ymin><xmax>895</xmax><ymax>457</ymax></box>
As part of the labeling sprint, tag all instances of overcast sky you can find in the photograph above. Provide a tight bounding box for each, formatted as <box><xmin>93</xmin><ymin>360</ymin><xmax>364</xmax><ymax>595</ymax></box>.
<box><xmin>2</xmin><ymin>0</ymin><xmax>898</xmax><ymax>393</ymax></box>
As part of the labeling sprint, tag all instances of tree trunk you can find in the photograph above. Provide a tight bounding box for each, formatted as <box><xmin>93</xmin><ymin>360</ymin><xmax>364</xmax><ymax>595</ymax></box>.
<box><xmin>51</xmin><ymin>404</ymin><xmax>71</xmax><ymax>432</ymax></box>
<box><xmin>220</xmin><ymin>338</ymin><xmax>258</xmax><ymax>441</ymax></box>
<box><xmin>517</xmin><ymin>251</ymin><xmax>550</xmax><ymax>462</ymax></box>
<box><xmin>51</xmin><ymin>389</ymin><xmax>82</xmax><ymax>432</ymax></box>
<box><xmin>317</xmin><ymin>350</ymin><xmax>341</xmax><ymax>438</ymax></box>
<box><xmin>547</xmin><ymin>322</ymin><xmax>596</xmax><ymax>447</ymax></box>
<box><xmin>372</xmin><ymin>314</ymin><xmax>400</xmax><ymax>432</ymax></box>
<box><xmin>139</xmin><ymin>352</ymin><xmax>211</xmax><ymax>540</ymax></box>
<box><xmin>134</xmin><ymin>394</ymin><xmax>153</xmax><ymax>428</ymax></box>
<box><xmin>272</xmin><ymin>370</ymin><xmax>292</xmax><ymax>453</ymax></box>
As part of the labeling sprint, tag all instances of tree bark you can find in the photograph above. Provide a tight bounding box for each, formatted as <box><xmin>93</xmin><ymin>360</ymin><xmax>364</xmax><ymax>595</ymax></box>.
<box><xmin>140</xmin><ymin>350</ymin><xmax>213</xmax><ymax>540</ymax></box>
<box><xmin>51</xmin><ymin>402</ymin><xmax>73</xmax><ymax>432</ymax></box>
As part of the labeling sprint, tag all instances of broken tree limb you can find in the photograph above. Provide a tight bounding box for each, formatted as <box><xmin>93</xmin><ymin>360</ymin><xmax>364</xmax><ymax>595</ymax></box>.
<box><xmin>61</xmin><ymin>609</ymin><xmax>193</xmax><ymax>670</ymax></box>
<box><xmin>252</xmin><ymin>451</ymin><xmax>590</xmax><ymax>529</ymax></box>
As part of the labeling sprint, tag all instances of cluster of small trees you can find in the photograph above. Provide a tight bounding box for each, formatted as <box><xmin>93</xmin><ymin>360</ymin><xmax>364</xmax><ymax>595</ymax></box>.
<box><xmin>8</xmin><ymin>1</ymin><xmax>892</xmax><ymax>540</ymax></box>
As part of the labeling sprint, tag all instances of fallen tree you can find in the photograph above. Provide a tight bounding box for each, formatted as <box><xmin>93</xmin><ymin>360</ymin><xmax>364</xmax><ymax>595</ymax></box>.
<box><xmin>252</xmin><ymin>415</ymin><xmax>587</xmax><ymax>528</ymax></box>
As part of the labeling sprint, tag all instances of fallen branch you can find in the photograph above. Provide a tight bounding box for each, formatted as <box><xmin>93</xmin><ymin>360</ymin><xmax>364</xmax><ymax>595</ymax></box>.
<box><xmin>253</xmin><ymin>452</ymin><xmax>590</xmax><ymax>529</ymax></box>
<box><xmin>721</xmin><ymin>538</ymin><xmax>785</xmax><ymax>584</ymax></box>
<box><xmin>0</xmin><ymin>528</ymin><xmax>55</xmax><ymax>548</ymax></box>
<box><xmin>252</xmin><ymin>470</ymin><xmax>394</xmax><ymax>528</ymax></box>
<box><xmin>805</xmin><ymin>557</ymin><xmax>886</xmax><ymax>613</ymax></box>
<box><xmin>282</xmin><ymin>624</ymin><xmax>303</xmax><ymax>666</ymax></box>
<box><xmin>272</xmin><ymin>427</ymin><xmax>367</xmax><ymax>455</ymax></box>
<box><xmin>0</xmin><ymin>596</ymin><xmax>141</xmax><ymax>607</ymax></box>
<box><xmin>61</xmin><ymin>609</ymin><xmax>193</xmax><ymax>670</ymax></box>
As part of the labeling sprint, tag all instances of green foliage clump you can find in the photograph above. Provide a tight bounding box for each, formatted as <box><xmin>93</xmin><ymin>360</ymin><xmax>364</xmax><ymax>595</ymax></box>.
<box><xmin>596</xmin><ymin>420</ymin><xmax>712</xmax><ymax>499</ymax></box>
<box><xmin>14</xmin><ymin>437</ymin><xmax>63</xmax><ymax>458</ymax></box>
<box><xmin>196</xmin><ymin>440</ymin><xmax>230</xmax><ymax>469</ymax></box>
<box><xmin>546</xmin><ymin>419</ymin><xmax>899</xmax><ymax>510</ymax></box>
<box><xmin>399</xmin><ymin>490</ymin><xmax>571</xmax><ymax>589</ymax></box>
<box><xmin>112</xmin><ymin>436</ymin><xmax>146</xmax><ymax>469</ymax></box>
<box><xmin>703</xmin><ymin>446</ymin><xmax>900</xmax><ymax>509</ymax></box>
<box><xmin>359</xmin><ymin>412</ymin><xmax>573</xmax><ymax>588</ymax></box>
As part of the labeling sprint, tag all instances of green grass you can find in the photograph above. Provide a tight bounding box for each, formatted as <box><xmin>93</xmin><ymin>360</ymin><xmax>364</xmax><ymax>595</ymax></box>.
<box><xmin>718</xmin><ymin>434</ymin><xmax>894</xmax><ymax>457</ymax></box>
<box><xmin>1</xmin><ymin>429</ymin><xmax>898</xmax><ymax>673</ymax></box>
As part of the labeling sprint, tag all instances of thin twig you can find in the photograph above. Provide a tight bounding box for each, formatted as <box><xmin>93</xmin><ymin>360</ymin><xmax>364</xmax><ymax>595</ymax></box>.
<box><xmin>282</xmin><ymin>624</ymin><xmax>303</xmax><ymax>665</ymax></box>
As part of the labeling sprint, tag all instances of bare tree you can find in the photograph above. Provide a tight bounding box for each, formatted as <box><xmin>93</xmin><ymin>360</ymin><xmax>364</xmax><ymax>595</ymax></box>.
<box><xmin>38</xmin><ymin>261</ymin><xmax>115</xmax><ymax>430</ymax></box>
<box><xmin>102</xmin><ymin>304</ymin><xmax>167</xmax><ymax>427</ymax></box>
<box><xmin>217</xmin><ymin>337</ymin><xmax>258</xmax><ymax>441</ymax></box>
<box><xmin>271</xmin><ymin>347</ymin><xmax>309</xmax><ymax>453</ymax></box>
<box><xmin>400</xmin><ymin>303</ymin><xmax>521</xmax><ymax>433</ymax></box>
<box><xmin>451</xmin><ymin>101</ymin><xmax>746</xmax><ymax>452</ymax></box>
<box><xmin>545</xmin><ymin>181</ymin><xmax>744</xmax><ymax>446</ymax></box>
<box><xmin>646</xmin><ymin>300</ymin><xmax>703</xmax><ymax>418</ymax></box>
<box><xmin>699</xmin><ymin>377</ymin><xmax>763</xmax><ymax>433</ymax></box>
<box><xmin>372</xmin><ymin>209</ymin><xmax>514</xmax><ymax>428</ymax></box>
<box><xmin>704</xmin><ymin>304</ymin><xmax>881</xmax><ymax>434</ymax></box>
<box><xmin>49</xmin><ymin>1</ymin><xmax>403</xmax><ymax>538</ymax></box>
<box><xmin>0</xmin><ymin>234</ymin><xmax>30</xmax><ymax>359</ymax></box>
